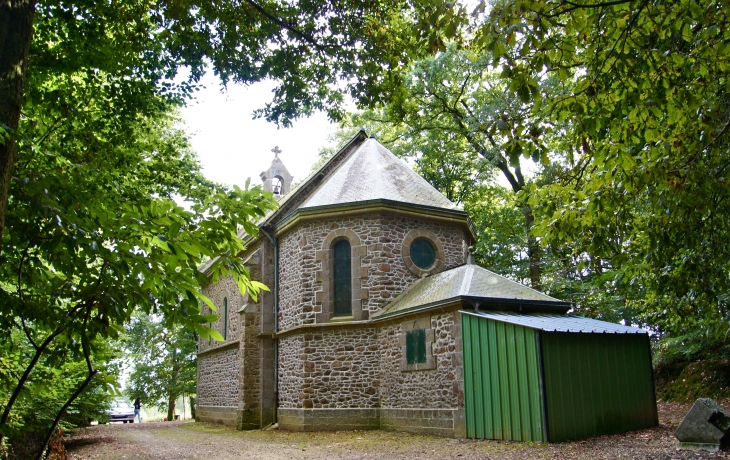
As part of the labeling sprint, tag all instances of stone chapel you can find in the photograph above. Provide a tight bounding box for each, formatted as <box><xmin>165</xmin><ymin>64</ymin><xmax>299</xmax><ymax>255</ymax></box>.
<box><xmin>195</xmin><ymin>130</ymin><xmax>657</xmax><ymax>440</ymax></box>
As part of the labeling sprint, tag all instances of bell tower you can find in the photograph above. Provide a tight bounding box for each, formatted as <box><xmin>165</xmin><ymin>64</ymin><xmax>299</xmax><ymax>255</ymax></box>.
<box><xmin>259</xmin><ymin>146</ymin><xmax>293</xmax><ymax>199</ymax></box>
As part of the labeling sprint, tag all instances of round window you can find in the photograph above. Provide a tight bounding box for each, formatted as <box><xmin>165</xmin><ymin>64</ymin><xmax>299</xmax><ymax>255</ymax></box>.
<box><xmin>410</xmin><ymin>239</ymin><xmax>436</xmax><ymax>270</ymax></box>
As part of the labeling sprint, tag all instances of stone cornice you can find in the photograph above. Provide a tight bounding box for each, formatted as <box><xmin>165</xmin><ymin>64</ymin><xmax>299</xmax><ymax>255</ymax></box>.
<box><xmin>197</xmin><ymin>339</ymin><xmax>240</xmax><ymax>357</ymax></box>
<box><xmin>275</xmin><ymin>320</ymin><xmax>373</xmax><ymax>339</ymax></box>
<box><xmin>273</xmin><ymin>199</ymin><xmax>477</xmax><ymax>241</ymax></box>
<box><xmin>273</xmin><ymin>295</ymin><xmax>571</xmax><ymax>338</ymax></box>
<box><xmin>274</xmin><ymin>302</ymin><xmax>463</xmax><ymax>338</ymax></box>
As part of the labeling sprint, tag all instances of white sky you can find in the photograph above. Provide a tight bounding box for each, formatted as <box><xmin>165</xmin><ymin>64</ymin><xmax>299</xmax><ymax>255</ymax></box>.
<box><xmin>180</xmin><ymin>71</ymin><xmax>528</xmax><ymax>192</ymax></box>
<box><xmin>180</xmin><ymin>73</ymin><xmax>338</xmax><ymax>189</ymax></box>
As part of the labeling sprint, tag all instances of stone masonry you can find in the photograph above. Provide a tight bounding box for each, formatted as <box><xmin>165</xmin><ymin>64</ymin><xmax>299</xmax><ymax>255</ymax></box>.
<box><xmin>197</xmin><ymin>211</ymin><xmax>470</xmax><ymax>434</ymax></box>
<box><xmin>277</xmin><ymin>214</ymin><xmax>468</xmax><ymax>331</ymax></box>
<box><xmin>197</xmin><ymin>134</ymin><xmax>474</xmax><ymax>436</ymax></box>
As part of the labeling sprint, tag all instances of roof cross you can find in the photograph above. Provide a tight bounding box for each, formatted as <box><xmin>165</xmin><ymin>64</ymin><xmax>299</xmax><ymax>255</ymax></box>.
<box><xmin>271</xmin><ymin>146</ymin><xmax>282</xmax><ymax>159</ymax></box>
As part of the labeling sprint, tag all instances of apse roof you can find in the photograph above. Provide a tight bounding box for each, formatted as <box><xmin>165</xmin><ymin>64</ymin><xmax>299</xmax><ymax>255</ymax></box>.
<box><xmin>374</xmin><ymin>263</ymin><xmax>570</xmax><ymax>319</ymax></box>
<box><xmin>301</xmin><ymin>137</ymin><xmax>460</xmax><ymax>211</ymax></box>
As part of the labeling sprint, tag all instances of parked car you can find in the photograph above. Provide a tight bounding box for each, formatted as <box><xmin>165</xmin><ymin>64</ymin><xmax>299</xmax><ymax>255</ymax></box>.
<box><xmin>106</xmin><ymin>400</ymin><xmax>135</xmax><ymax>423</ymax></box>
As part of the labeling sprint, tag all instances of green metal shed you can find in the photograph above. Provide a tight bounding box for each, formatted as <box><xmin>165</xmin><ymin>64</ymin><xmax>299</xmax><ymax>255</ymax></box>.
<box><xmin>462</xmin><ymin>311</ymin><xmax>658</xmax><ymax>442</ymax></box>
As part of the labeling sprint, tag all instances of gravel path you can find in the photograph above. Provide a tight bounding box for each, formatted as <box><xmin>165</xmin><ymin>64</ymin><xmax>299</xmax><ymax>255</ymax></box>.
<box><xmin>66</xmin><ymin>403</ymin><xmax>727</xmax><ymax>459</ymax></box>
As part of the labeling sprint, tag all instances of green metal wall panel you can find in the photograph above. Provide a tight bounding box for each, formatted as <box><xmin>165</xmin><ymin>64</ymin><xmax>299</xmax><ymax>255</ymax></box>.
<box><xmin>541</xmin><ymin>332</ymin><xmax>658</xmax><ymax>442</ymax></box>
<box><xmin>462</xmin><ymin>314</ymin><xmax>545</xmax><ymax>441</ymax></box>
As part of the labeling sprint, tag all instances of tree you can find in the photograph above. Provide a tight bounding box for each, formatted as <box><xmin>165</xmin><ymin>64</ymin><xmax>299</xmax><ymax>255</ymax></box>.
<box><xmin>125</xmin><ymin>312</ymin><xmax>197</xmax><ymax>422</ymax></box>
<box><xmin>380</xmin><ymin>45</ymin><xmax>571</xmax><ymax>289</ymax></box>
<box><xmin>480</xmin><ymin>0</ymin><xmax>730</xmax><ymax>338</ymax></box>
<box><xmin>0</xmin><ymin>91</ymin><xmax>278</xmax><ymax>457</ymax></box>
<box><xmin>0</xmin><ymin>0</ymin><xmax>469</xmax><ymax>248</ymax></box>
<box><xmin>0</xmin><ymin>331</ymin><xmax>122</xmax><ymax>459</ymax></box>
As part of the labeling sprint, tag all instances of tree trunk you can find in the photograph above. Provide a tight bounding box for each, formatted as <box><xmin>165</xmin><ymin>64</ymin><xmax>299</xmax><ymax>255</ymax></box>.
<box><xmin>0</xmin><ymin>0</ymin><xmax>36</xmax><ymax>253</ymax></box>
<box><xmin>523</xmin><ymin>205</ymin><xmax>542</xmax><ymax>291</ymax></box>
<box><xmin>0</xmin><ymin>327</ymin><xmax>63</xmax><ymax>427</ymax></box>
<box><xmin>167</xmin><ymin>395</ymin><xmax>176</xmax><ymax>422</ymax></box>
<box><xmin>35</xmin><ymin>367</ymin><xmax>98</xmax><ymax>460</ymax></box>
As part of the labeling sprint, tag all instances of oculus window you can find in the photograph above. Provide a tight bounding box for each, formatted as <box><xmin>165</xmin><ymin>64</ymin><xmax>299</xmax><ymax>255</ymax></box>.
<box><xmin>333</xmin><ymin>240</ymin><xmax>352</xmax><ymax>316</ymax></box>
<box><xmin>410</xmin><ymin>239</ymin><xmax>436</xmax><ymax>270</ymax></box>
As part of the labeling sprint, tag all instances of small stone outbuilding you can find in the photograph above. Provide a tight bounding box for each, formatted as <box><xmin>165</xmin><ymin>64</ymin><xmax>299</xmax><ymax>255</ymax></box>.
<box><xmin>196</xmin><ymin>130</ymin><xmax>657</xmax><ymax>439</ymax></box>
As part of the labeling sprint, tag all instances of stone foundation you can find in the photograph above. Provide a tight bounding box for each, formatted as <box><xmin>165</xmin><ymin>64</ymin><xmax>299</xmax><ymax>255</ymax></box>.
<box><xmin>276</xmin><ymin>408</ymin><xmax>464</xmax><ymax>436</ymax></box>
<box><xmin>380</xmin><ymin>408</ymin><xmax>465</xmax><ymax>437</ymax></box>
<box><xmin>237</xmin><ymin>408</ymin><xmax>261</xmax><ymax>430</ymax></box>
<box><xmin>196</xmin><ymin>406</ymin><xmax>238</xmax><ymax>426</ymax></box>
<box><xmin>278</xmin><ymin>408</ymin><xmax>380</xmax><ymax>431</ymax></box>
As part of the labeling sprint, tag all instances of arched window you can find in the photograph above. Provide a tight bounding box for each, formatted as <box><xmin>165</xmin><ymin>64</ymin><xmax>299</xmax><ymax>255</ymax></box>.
<box><xmin>223</xmin><ymin>297</ymin><xmax>228</xmax><ymax>340</ymax></box>
<box><xmin>333</xmin><ymin>240</ymin><xmax>352</xmax><ymax>316</ymax></box>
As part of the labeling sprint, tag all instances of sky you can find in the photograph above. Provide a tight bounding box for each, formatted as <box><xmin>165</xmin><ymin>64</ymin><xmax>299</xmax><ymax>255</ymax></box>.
<box><xmin>180</xmin><ymin>73</ymin><xmax>338</xmax><ymax>189</ymax></box>
<box><xmin>180</xmin><ymin>71</ymin><xmax>528</xmax><ymax>192</ymax></box>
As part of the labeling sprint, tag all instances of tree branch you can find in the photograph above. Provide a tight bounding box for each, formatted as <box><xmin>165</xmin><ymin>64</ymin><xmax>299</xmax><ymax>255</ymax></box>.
<box><xmin>0</xmin><ymin>326</ymin><xmax>63</xmax><ymax>427</ymax></box>
<box><xmin>35</xmin><ymin>331</ymin><xmax>98</xmax><ymax>460</ymax></box>
<box><xmin>242</xmin><ymin>0</ymin><xmax>329</xmax><ymax>54</ymax></box>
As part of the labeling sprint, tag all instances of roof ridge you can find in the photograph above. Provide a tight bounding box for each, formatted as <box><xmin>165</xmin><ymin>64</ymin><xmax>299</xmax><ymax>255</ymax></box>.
<box><xmin>260</xmin><ymin>129</ymin><xmax>369</xmax><ymax>226</ymax></box>
<box><xmin>301</xmin><ymin>137</ymin><xmax>459</xmax><ymax>210</ymax></box>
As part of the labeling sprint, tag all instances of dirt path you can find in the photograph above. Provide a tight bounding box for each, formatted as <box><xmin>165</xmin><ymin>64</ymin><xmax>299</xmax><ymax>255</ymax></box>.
<box><xmin>67</xmin><ymin>403</ymin><xmax>727</xmax><ymax>459</ymax></box>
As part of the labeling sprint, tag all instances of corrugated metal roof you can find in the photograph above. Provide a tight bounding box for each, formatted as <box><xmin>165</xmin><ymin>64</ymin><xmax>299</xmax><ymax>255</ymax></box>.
<box><xmin>301</xmin><ymin>138</ymin><xmax>460</xmax><ymax>211</ymax></box>
<box><xmin>462</xmin><ymin>311</ymin><xmax>648</xmax><ymax>334</ymax></box>
<box><xmin>374</xmin><ymin>264</ymin><xmax>567</xmax><ymax>318</ymax></box>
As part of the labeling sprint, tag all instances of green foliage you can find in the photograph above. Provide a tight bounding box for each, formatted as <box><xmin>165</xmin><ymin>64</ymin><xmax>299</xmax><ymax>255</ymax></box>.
<box><xmin>0</xmin><ymin>0</ymin><xmax>471</xmax><ymax>455</ymax></box>
<box><xmin>0</xmin><ymin>332</ymin><xmax>120</xmax><ymax>458</ymax></box>
<box><xmin>125</xmin><ymin>312</ymin><xmax>197</xmax><ymax>421</ymax></box>
<box><xmin>481</xmin><ymin>0</ymin><xmax>730</xmax><ymax>339</ymax></box>
<box><xmin>1</xmin><ymin>27</ymin><xmax>277</xmax><ymax>454</ymax></box>
<box><xmin>30</xmin><ymin>0</ymin><xmax>469</xmax><ymax>127</ymax></box>
<box><xmin>466</xmin><ymin>185</ymin><xmax>528</xmax><ymax>280</ymax></box>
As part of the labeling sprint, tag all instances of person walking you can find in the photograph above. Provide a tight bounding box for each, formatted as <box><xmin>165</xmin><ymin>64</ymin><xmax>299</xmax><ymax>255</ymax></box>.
<box><xmin>133</xmin><ymin>397</ymin><xmax>142</xmax><ymax>423</ymax></box>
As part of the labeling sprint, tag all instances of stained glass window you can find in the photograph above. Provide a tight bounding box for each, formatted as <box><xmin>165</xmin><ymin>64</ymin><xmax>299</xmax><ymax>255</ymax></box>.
<box><xmin>333</xmin><ymin>240</ymin><xmax>352</xmax><ymax>316</ymax></box>
<box><xmin>411</xmin><ymin>239</ymin><xmax>436</xmax><ymax>270</ymax></box>
<box><xmin>406</xmin><ymin>329</ymin><xmax>427</xmax><ymax>364</ymax></box>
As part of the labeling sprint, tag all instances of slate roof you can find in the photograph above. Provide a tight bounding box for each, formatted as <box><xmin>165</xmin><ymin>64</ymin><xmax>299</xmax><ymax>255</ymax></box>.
<box><xmin>462</xmin><ymin>311</ymin><xmax>648</xmax><ymax>334</ymax></box>
<box><xmin>301</xmin><ymin>137</ymin><xmax>460</xmax><ymax>211</ymax></box>
<box><xmin>373</xmin><ymin>263</ymin><xmax>570</xmax><ymax>319</ymax></box>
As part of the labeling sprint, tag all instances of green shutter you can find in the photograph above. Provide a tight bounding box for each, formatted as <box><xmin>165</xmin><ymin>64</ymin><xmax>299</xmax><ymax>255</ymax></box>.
<box><xmin>406</xmin><ymin>329</ymin><xmax>426</xmax><ymax>364</ymax></box>
<box><xmin>333</xmin><ymin>240</ymin><xmax>351</xmax><ymax>316</ymax></box>
<box><xmin>416</xmin><ymin>328</ymin><xmax>426</xmax><ymax>363</ymax></box>
<box><xmin>406</xmin><ymin>330</ymin><xmax>416</xmax><ymax>364</ymax></box>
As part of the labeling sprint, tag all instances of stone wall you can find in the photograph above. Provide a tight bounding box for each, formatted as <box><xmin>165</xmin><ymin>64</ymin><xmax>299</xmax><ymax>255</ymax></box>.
<box><xmin>278</xmin><ymin>328</ymin><xmax>380</xmax><ymax>410</ymax></box>
<box><xmin>277</xmin><ymin>214</ymin><xmax>469</xmax><ymax>332</ymax></box>
<box><xmin>378</xmin><ymin>312</ymin><xmax>464</xmax><ymax>410</ymax></box>
<box><xmin>277</xmin><ymin>335</ymin><xmax>304</xmax><ymax>409</ymax></box>
<box><xmin>197</xmin><ymin>345</ymin><xmax>241</xmax><ymax>408</ymax></box>
<box><xmin>199</xmin><ymin>275</ymin><xmax>242</xmax><ymax>352</ymax></box>
<box><xmin>275</xmin><ymin>312</ymin><xmax>465</xmax><ymax>435</ymax></box>
<box><xmin>196</xmin><ymin>406</ymin><xmax>238</xmax><ymax>426</ymax></box>
<box><xmin>196</xmin><ymin>194</ymin><xmax>472</xmax><ymax>435</ymax></box>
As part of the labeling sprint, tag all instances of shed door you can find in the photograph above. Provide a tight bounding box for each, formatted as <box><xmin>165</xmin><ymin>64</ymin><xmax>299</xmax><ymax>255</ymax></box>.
<box><xmin>462</xmin><ymin>313</ymin><xmax>545</xmax><ymax>442</ymax></box>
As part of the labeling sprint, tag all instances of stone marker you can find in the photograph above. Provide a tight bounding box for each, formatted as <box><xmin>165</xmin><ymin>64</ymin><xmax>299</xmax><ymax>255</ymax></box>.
<box><xmin>675</xmin><ymin>398</ymin><xmax>730</xmax><ymax>451</ymax></box>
